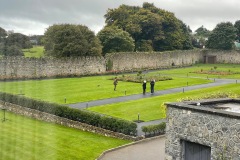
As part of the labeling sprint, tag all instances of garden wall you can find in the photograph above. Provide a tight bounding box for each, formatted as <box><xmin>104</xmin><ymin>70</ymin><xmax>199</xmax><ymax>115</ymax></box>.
<box><xmin>106</xmin><ymin>50</ymin><xmax>203</xmax><ymax>71</ymax></box>
<box><xmin>0</xmin><ymin>100</ymin><xmax>141</xmax><ymax>141</ymax></box>
<box><xmin>0</xmin><ymin>56</ymin><xmax>106</xmax><ymax>80</ymax></box>
<box><xmin>1</xmin><ymin>50</ymin><xmax>240</xmax><ymax>80</ymax></box>
<box><xmin>202</xmin><ymin>50</ymin><xmax>240</xmax><ymax>64</ymax></box>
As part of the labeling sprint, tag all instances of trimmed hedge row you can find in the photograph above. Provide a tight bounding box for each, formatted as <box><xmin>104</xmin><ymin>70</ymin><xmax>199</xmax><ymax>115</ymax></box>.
<box><xmin>0</xmin><ymin>92</ymin><xmax>137</xmax><ymax>136</ymax></box>
<box><xmin>141</xmin><ymin>122</ymin><xmax>166</xmax><ymax>136</ymax></box>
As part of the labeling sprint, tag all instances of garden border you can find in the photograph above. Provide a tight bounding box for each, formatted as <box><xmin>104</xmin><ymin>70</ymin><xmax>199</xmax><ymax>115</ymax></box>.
<box><xmin>0</xmin><ymin>100</ymin><xmax>143</xmax><ymax>141</ymax></box>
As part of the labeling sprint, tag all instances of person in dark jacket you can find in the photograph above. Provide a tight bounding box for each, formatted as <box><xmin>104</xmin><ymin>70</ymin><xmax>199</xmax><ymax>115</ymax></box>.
<box><xmin>113</xmin><ymin>77</ymin><xmax>118</xmax><ymax>91</ymax></box>
<box><xmin>142</xmin><ymin>80</ymin><xmax>147</xmax><ymax>95</ymax></box>
<box><xmin>150</xmin><ymin>79</ymin><xmax>155</xmax><ymax>94</ymax></box>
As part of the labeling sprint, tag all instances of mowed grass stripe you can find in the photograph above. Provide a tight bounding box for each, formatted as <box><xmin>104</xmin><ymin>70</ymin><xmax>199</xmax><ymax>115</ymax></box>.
<box><xmin>155</xmin><ymin>63</ymin><xmax>240</xmax><ymax>79</ymax></box>
<box><xmin>0</xmin><ymin>111</ymin><xmax>130</xmax><ymax>160</ymax></box>
<box><xmin>88</xmin><ymin>84</ymin><xmax>240</xmax><ymax>122</ymax></box>
<box><xmin>0</xmin><ymin>76</ymin><xmax>210</xmax><ymax>104</ymax></box>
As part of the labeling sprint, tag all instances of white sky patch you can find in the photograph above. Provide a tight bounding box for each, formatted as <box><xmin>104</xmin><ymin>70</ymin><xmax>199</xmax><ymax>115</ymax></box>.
<box><xmin>0</xmin><ymin>0</ymin><xmax>239</xmax><ymax>35</ymax></box>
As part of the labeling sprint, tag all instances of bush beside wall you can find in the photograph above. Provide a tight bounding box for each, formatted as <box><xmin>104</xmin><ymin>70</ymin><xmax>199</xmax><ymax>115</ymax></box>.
<box><xmin>141</xmin><ymin>122</ymin><xmax>166</xmax><ymax>136</ymax></box>
<box><xmin>0</xmin><ymin>92</ymin><xmax>137</xmax><ymax>136</ymax></box>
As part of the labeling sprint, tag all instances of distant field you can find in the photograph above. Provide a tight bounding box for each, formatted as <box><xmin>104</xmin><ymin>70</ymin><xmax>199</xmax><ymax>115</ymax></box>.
<box><xmin>0</xmin><ymin>110</ymin><xmax>130</xmax><ymax>160</ymax></box>
<box><xmin>88</xmin><ymin>84</ymin><xmax>240</xmax><ymax>122</ymax></box>
<box><xmin>23</xmin><ymin>46</ymin><xmax>44</xmax><ymax>58</ymax></box>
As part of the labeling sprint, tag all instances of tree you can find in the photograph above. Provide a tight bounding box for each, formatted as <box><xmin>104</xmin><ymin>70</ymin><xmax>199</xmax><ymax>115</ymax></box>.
<box><xmin>29</xmin><ymin>35</ymin><xmax>44</xmax><ymax>45</ymax></box>
<box><xmin>97</xmin><ymin>26</ymin><xmax>134</xmax><ymax>55</ymax></box>
<box><xmin>3</xmin><ymin>45</ymin><xmax>24</xmax><ymax>56</ymax></box>
<box><xmin>5</xmin><ymin>33</ymin><xmax>32</xmax><ymax>49</ymax></box>
<box><xmin>104</xmin><ymin>3</ymin><xmax>192</xmax><ymax>52</ymax></box>
<box><xmin>0</xmin><ymin>27</ymin><xmax>7</xmax><ymax>43</ymax></box>
<box><xmin>191</xmin><ymin>25</ymin><xmax>211</xmax><ymax>48</ymax></box>
<box><xmin>234</xmin><ymin>20</ymin><xmax>240</xmax><ymax>42</ymax></box>
<box><xmin>206</xmin><ymin>22</ymin><xmax>237</xmax><ymax>50</ymax></box>
<box><xmin>43</xmin><ymin>24</ymin><xmax>102</xmax><ymax>57</ymax></box>
<box><xmin>0</xmin><ymin>27</ymin><xmax>7</xmax><ymax>55</ymax></box>
<box><xmin>195</xmin><ymin>25</ymin><xmax>211</xmax><ymax>37</ymax></box>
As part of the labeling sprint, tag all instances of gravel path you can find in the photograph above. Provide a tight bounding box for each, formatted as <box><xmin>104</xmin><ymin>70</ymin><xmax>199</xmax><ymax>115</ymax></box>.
<box><xmin>98</xmin><ymin>136</ymin><xmax>166</xmax><ymax>160</ymax></box>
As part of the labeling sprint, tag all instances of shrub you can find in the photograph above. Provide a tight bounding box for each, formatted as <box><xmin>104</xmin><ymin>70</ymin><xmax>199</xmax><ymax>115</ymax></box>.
<box><xmin>141</xmin><ymin>122</ymin><xmax>166</xmax><ymax>136</ymax></box>
<box><xmin>0</xmin><ymin>92</ymin><xmax>137</xmax><ymax>136</ymax></box>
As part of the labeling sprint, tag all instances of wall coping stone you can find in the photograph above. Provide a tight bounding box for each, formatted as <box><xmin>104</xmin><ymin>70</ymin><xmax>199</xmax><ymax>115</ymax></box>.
<box><xmin>166</xmin><ymin>98</ymin><xmax>240</xmax><ymax>119</ymax></box>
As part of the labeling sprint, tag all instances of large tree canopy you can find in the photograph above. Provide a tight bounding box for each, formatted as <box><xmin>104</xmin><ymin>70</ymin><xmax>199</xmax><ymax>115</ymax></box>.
<box><xmin>103</xmin><ymin>2</ymin><xmax>192</xmax><ymax>52</ymax></box>
<box><xmin>234</xmin><ymin>20</ymin><xmax>240</xmax><ymax>42</ymax></box>
<box><xmin>5</xmin><ymin>33</ymin><xmax>32</xmax><ymax>49</ymax></box>
<box><xmin>191</xmin><ymin>25</ymin><xmax>211</xmax><ymax>48</ymax></box>
<box><xmin>206</xmin><ymin>22</ymin><xmax>237</xmax><ymax>50</ymax></box>
<box><xmin>43</xmin><ymin>24</ymin><xmax>102</xmax><ymax>57</ymax></box>
<box><xmin>97</xmin><ymin>26</ymin><xmax>134</xmax><ymax>55</ymax></box>
<box><xmin>0</xmin><ymin>27</ymin><xmax>7</xmax><ymax>42</ymax></box>
<box><xmin>0</xmin><ymin>31</ymin><xmax>30</xmax><ymax>56</ymax></box>
<box><xmin>194</xmin><ymin>25</ymin><xmax>211</xmax><ymax>37</ymax></box>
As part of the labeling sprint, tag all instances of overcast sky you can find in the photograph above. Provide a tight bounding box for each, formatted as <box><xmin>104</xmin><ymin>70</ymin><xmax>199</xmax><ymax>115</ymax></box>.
<box><xmin>0</xmin><ymin>0</ymin><xmax>239</xmax><ymax>35</ymax></box>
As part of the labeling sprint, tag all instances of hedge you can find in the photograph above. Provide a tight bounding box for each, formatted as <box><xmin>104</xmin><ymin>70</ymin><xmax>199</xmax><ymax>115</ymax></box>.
<box><xmin>141</xmin><ymin>122</ymin><xmax>166</xmax><ymax>136</ymax></box>
<box><xmin>0</xmin><ymin>92</ymin><xmax>137</xmax><ymax>136</ymax></box>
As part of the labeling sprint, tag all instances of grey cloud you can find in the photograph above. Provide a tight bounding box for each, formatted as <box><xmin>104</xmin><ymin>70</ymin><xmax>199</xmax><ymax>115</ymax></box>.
<box><xmin>0</xmin><ymin>0</ymin><xmax>239</xmax><ymax>35</ymax></box>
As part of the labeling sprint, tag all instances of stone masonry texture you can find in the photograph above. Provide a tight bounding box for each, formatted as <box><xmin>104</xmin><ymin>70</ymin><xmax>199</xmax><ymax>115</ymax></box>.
<box><xmin>165</xmin><ymin>101</ymin><xmax>240</xmax><ymax>160</ymax></box>
<box><xmin>1</xmin><ymin>49</ymin><xmax>240</xmax><ymax>80</ymax></box>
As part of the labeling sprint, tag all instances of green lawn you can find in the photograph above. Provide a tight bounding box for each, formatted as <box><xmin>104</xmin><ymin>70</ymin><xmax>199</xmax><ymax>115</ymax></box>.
<box><xmin>88</xmin><ymin>84</ymin><xmax>240</xmax><ymax>122</ymax></box>
<box><xmin>154</xmin><ymin>63</ymin><xmax>240</xmax><ymax>79</ymax></box>
<box><xmin>0</xmin><ymin>110</ymin><xmax>130</xmax><ymax>160</ymax></box>
<box><xmin>23</xmin><ymin>46</ymin><xmax>44</xmax><ymax>58</ymax></box>
<box><xmin>2</xmin><ymin>64</ymin><xmax>240</xmax><ymax>159</ymax></box>
<box><xmin>1</xmin><ymin>63</ymin><xmax>240</xmax><ymax>122</ymax></box>
<box><xmin>0</xmin><ymin>76</ymin><xmax>210</xmax><ymax>104</ymax></box>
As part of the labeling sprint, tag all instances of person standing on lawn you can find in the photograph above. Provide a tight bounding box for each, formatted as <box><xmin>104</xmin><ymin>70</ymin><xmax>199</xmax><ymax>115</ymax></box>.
<box><xmin>113</xmin><ymin>77</ymin><xmax>118</xmax><ymax>91</ymax></box>
<box><xmin>150</xmin><ymin>79</ymin><xmax>155</xmax><ymax>94</ymax></box>
<box><xmin>142</xmin><ymin>80</ymin><xmax>147</xmax><ymax>95</ymax></box>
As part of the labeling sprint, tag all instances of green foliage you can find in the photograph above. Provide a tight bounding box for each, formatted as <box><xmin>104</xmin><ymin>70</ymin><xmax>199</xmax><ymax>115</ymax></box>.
<box><xmin>0</xmin><ymin>92</ymin><xmax>137</xmax><ymax>135</ymax></box>
<box><xmin>195</xmin><ymin>25</ymin><xmax>211</xmax><ymax>37</ymax></box>
<box><xmin>43</xmin><ymin>24</ymin><xmax>102</xmax><ymax>57</ymax></box>
<box><xmin>29</xmin><ymin>35</ymin><xmax>44</xmax><ymax>45</ymax></box>
<box><xmin>1</xmin><ymin>32</ymin><xmax>32</xmax><ymax>56</ymax></box>
<box><xmin>5</xmin><ymin>33</ymin><xmax>32</xmax><ymax>49</ymax></box>
<box><xmin>106</xmin><ymin>59</ymin><xmax>113</xmax><ymax>71</ymax></box>
<box><xmin>234</xmin><ymin>20</ymin><xmax>240</xmax><ymax>42</ymax></box>
<box><xmin>141</xmin><ymin>122</ymin><xmax>166</xmax><ymax>136</ymax></box>
<box><xmin>97</xmin><ymin>26</ymin><xmax>134</xmax><ymax>55</ymax></box>
<box><xmin>136</xmin><ymin>40</ymin><xmax>153</xmax><ymax>52</ymax></box>
<box><xmin>206</xmin><ymin>22</ymin><xmax>237</xmax><ymax>50</ymax></box>
<box><xmin>4</xmin><ymin>45</ymin><xmax>24</xmax><ymax>56</ymax></box>
<box><xmin>0</xmin><ymin>27</ymin><xmax>7</xmax><ymax>43</ymax></box>
<box><xmin>114</xmin><ymin>74</ymin><xmax>172</xmax><ymax>83</ymax></box>
<box><xmin>104</xmin><ymin>3</ymin><xmax>192</xmax><ymax>52</ymax></box>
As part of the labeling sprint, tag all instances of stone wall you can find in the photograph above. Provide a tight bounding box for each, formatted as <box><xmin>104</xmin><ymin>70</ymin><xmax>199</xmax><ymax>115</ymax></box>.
<box><xmin>165</xmin><ymin>99</ymin><xmax>240</xmax><ymax>160</ymax></box>
<box><xmin>105</xmin><ymin>50</ymin><xmax>203</xmax><ymax>71</ymax></box>
<box><xmin>0</xmin><ymin>101</ymin><xmax>141</xmax><ymax>141</ymax></box>
<box><xmin>1</xmin><ymin>50</ymin><xmax>240</xmax><ymax>80</ymax></box>
<box><xmin>0</xmin><ymin>56</ymin><xmax>106</xmax><ymax>80</ymax></box>
<box><xmin>202</xmin><ymin>50</ymin><xmax>240</xmax><ymax>64</ymax></box>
